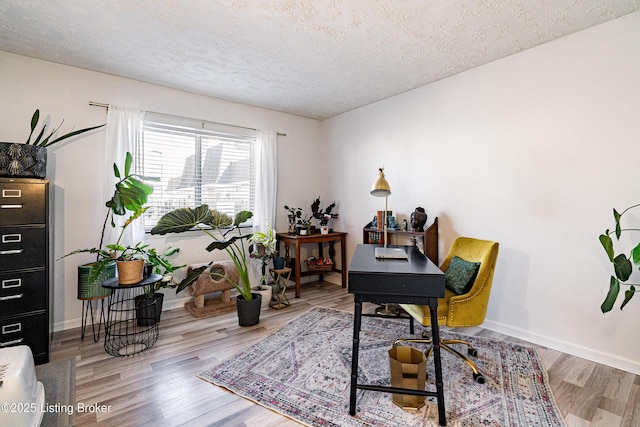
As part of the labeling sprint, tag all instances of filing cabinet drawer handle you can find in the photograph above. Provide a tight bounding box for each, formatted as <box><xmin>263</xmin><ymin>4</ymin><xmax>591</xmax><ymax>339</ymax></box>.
<box><xmin>1</xmin><ymin>323</ymin><xmax>22</xmax><ymax>334</ymax></box>
<box><xmin>2</xmin><ymin>234</ymin><xmax>21</xmax><ymax>243</ymax></box>
<box><xmin>0</xmin><ymin>249</ymin><xmax>23</xmax><ymax>255</ymax></box>
<box><xmin>0</xmin><ymin>294</ymin><xmax>23</xmax><ymax>301</ymax></box>
<box><xmin>1</xmin><ymin>189</ymin><xmax>21</xmax><ymax>198</ymax></box>
<box><xmin>2</xmin><ymin>278</ymin><xmax>21</xmax><ymax>289</ymax></box>
<box><xmin>0</xmin><ymin>338</ymin><xmax>24</xmax><ymax>347</ymax></box>
<box><xmin>0</xmin><ymin>204</ymin><xmax>23</xmax><ymax>209</ymax></box>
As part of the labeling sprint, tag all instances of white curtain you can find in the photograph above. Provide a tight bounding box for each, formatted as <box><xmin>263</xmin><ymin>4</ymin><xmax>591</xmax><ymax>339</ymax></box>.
<box><xmin>252</xmin><ymin>130</ymin><xmax>278</xmax><ymax>233</ymax></box>
<box><xmin>103</xmin><ymin>105</ymin><xmax>146</xmax><ymax>248</ymax></box>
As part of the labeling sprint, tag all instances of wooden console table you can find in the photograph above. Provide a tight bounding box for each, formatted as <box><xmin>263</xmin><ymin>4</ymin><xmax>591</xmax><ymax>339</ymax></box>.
<box><xmin>276</xmin><ymin>232</ymin><xmax>347</xmax><ymax>298</ymax></box>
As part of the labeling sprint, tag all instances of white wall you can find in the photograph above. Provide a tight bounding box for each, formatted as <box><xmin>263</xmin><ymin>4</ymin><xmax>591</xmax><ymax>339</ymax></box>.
<box><xmin>323</xmin><ymin>12</ymin><xmax>640</xmax><ymax>374</ymax></box>
<box><xmin>0</xmin><ymin>51</ymin><xmax>323</xmax><ymax>331</ymax></box>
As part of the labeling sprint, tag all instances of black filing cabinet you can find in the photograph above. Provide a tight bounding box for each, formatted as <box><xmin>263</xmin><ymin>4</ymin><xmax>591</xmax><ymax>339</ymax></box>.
<box><xmin>0</xmin><ymin>178</ymin><xmax>50</xmax><ymax>364</ymax></box>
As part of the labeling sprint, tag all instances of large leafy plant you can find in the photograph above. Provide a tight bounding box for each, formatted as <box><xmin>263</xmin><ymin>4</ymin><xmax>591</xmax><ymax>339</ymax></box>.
<box><xmin>599</xmin><ymin>204</ymin><xmax>640</xmax><ymax>312</ymax></box>
<box><xmin>59</xmin><ymin>152</ymin><xmax>158</xmax><ymax>283</ymax></box>
<box><xmin>150</xmin><ymin>205</ymin><xmax>255</xmax><ymax>300</ymax></box>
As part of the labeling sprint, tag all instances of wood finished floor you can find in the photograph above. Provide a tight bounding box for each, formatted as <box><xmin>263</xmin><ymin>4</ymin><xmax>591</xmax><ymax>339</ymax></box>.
<box><xmin>48</xmin><ymin>282</ymin><xmax>640</xmax><ymax>426</ymax></box>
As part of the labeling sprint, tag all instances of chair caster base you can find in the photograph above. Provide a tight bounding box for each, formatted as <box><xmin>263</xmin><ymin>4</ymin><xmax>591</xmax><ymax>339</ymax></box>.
<box><xmin>473</xmin><ymin>372</ymin><xmax>485</xmax><ymax>384</ymax></box>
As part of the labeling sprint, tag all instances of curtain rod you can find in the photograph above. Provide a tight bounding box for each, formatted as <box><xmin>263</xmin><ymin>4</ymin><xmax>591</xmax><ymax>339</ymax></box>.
<box><xmin>89</xmin><ymin>101</ymin><xmax>286</xmax><ymax>136</ymax></box>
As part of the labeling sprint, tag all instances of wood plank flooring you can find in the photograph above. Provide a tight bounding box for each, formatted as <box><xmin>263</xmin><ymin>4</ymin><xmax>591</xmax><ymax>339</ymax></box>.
<box><xmin>48</xmin><ymin>282</ymin><xmax>640</xmax><ymax>426</ymax></box>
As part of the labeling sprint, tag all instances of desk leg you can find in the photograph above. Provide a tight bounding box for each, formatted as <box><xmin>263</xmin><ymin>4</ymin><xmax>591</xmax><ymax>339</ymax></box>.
<box><xmin>349</xmin><ymin>300</ymin><xmax>363</xmax><ymax>416</ymax></box>
<box><xmin>340</xmin><ymin>236</ymin><xmax>347</xmax><ymax>288</ymax></box>
<box><xmin>429</xmin><ymin>301</ymin><xmax>447</xmax><ymax>426</ymax></box>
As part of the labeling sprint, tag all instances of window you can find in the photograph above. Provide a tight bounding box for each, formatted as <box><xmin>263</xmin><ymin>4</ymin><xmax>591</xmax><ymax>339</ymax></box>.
<box><xmin>138</xmin><ymin>112</ymin><xmax>256</xmax><ymax>231</ymax></box>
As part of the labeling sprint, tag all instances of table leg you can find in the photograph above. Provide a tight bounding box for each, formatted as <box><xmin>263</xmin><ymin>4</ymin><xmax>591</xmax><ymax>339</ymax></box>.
<box><xmin>349</xmin><ymin>300</ymin><xmax>363</xmax><ymax>415</ymax></box>
<box><xmin>429</xmin><ymin>301</ymin><xmax>447</xmax><ymax>426</ymax></box>
<box><xmin>318</xmin><ymin>242</ymin><xmax>325</xmax><ymax>281</ymax></box>
<box><xmin>295</xmin><ymin>241</ymin><xmax>301</xmax><ymax>298</ymax></box>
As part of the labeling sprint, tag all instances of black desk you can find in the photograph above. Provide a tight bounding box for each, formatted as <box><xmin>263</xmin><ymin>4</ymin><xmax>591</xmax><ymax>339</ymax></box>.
<box><xmin>348</xmin><ymin>244</ymin><xmax>447</xmax><ymax>426</ymax></box>
<box><xmin>102</xmin><ymin>274</ymin><xmax>162</xmax><ymax>357</ymax></box>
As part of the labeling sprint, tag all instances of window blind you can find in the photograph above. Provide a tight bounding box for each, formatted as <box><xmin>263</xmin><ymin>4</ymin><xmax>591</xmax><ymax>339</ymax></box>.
<box><xmin>139</xmin><ymin>113</ymin><xmax>256</xmax><ymax>230</ymax></box>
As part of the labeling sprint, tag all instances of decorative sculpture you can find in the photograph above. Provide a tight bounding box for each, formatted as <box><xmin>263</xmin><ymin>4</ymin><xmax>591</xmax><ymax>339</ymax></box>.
<box><xmin>410</xmin><ymin>207</ymin><xmax>427</xmax><ymax>232</ymax></box>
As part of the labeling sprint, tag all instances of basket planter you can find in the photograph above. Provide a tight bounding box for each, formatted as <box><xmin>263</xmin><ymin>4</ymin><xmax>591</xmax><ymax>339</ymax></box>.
<box><xmin>116</xmin><ymin>259</ymin><xmax>144</xmax><ymax>285</ymax></box>
<box><xmin>0</xmin><ymin>142</ymin><xmax>47</xmax><ymax>178</ymax></box>
<box><xmin>77</xmin><ymin>262</ymin><xmax>115</xmax><ymax>300</ymax></box>
<box><xmin>306</xmin><ymin>258</ymin><xmax>334</xmax><ymax>272</ymax></box>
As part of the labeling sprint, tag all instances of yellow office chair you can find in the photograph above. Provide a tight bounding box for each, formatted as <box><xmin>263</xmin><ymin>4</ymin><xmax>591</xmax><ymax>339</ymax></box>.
<box><xmin>396</xmin><ymin>237</ymin><xmax>499</xmax><ymax>383</ymax></box>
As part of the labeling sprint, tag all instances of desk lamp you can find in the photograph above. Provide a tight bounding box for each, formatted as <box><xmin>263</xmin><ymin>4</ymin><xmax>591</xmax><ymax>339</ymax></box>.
<box><xmin>370</xmin><ymin>167</ymin><xmax>407</xmax><ymax>259</ymax></box>
<box><xmin>371</xmin><ymin>167</ymin><xmax>402</xmax><ymax>316</ymax></box>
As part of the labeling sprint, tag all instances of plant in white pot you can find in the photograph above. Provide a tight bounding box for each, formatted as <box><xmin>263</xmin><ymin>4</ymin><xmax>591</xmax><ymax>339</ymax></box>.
<box><xmin>150</xmin><ymin>205</ymin><xmax>261</xmax><ymax>326</ymax></box>
<box><xmin>249</xmin><ymin>224</ymin><xmax>278</xmax><ymax>309</ymax></box>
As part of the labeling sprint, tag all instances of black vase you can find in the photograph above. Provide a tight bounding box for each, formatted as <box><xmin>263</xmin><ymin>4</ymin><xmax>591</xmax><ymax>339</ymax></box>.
<box><xmin>135</xmin><ymin>293</ymin><xmax>164</xmax><ymax>326</ymax></box>
<box><xmin>236</xmin><ymin>293</ymin><xmax>262</xmax><ymax>327</ymax></box>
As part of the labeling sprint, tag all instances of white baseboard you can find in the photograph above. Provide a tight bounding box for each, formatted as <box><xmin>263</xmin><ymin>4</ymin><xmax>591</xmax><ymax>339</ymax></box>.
<box><xmin>483</xmin><ymin>319</ymin><xmax>640</xmax><ymax>375</ymax></box>
<box><xmin>52</xmin><ymin>295</ymin><xmax>192</xmax><ymax>333</ymax></box>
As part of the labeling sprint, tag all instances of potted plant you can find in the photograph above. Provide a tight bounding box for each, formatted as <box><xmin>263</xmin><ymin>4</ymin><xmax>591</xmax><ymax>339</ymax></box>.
<box><xmin>135</xmin><ymin>246</ymin><xmax>184</xmax><ymax>326</ymax></box>
<box><xmin>149</xmin><ymin>205</ymin><xmax>262</xmax><ymax>326</ymax></box>
<box><xmin>249</xmin><ymin>224</ymin><xmax>278</xmax><ymax>309</ymax></box>
<box><xmin>285</xmin><ymin>205</ymin><xmax>302</xmax><ymax>234</ymax></box>
<box><xmin>1</xmin><ymin>109</ymin><xmax>104</xmax><ymax>178</ymax></box>
<box><xmin>599</xmin><ymin>203</ymin><xmax>640</xmax><ymax>312</ymax></box>
<box><xmin>311</xmin><ymin>197</ymin><xmax>339</xmax><ymax>234</ymax></box>
<box><xmin>59</xmin><ymin>152</ymin><xmax>158</xmax><ymax>285</ymax></box>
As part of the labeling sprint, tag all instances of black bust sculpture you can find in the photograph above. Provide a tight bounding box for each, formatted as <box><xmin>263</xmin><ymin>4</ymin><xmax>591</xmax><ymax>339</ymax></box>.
<box><xmin>410</xmin><ymin>207</ymin><xmax>427</xmax><ymax>232</ymax></box>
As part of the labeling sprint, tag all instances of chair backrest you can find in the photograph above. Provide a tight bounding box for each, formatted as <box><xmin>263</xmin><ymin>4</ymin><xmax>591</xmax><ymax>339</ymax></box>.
<box><xmin>440</xmin><ymin>237</ymin><xmax>499</xmax><ymax>309</ymax></box>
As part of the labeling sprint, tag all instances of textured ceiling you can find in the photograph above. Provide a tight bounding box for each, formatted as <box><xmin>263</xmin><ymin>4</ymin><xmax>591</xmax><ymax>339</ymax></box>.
<box><xmin>1</xmin><ymin>1</ymin><xmax>638</xmax><ymax>120</ymax></box>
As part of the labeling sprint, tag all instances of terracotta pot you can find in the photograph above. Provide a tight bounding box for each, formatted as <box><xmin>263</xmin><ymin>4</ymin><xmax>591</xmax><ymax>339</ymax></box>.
<box><xmin>116</xmin><ymin>259</ymin><xmax>144</xmax><ymax>285</ymax></box>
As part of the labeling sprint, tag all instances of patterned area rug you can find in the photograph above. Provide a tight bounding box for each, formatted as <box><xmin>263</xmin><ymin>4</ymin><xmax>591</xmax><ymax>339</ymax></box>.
<box><xmin>198</xmin><ymin>307</ymin><xmax>565</xmax><ymax>426</ymax></box>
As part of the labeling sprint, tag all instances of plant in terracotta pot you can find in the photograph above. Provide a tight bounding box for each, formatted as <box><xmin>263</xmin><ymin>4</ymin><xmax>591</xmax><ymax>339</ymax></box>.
<box><xmin>149</xmin><ymin>205</ymin><xmax>261</xmax><ymax>326</ymax></box>
<box><xmin>599</xmin><ymin>203</ymin><xmax>640</xmax><ymax>312</ymax></box>
<box><xmin>1</xmin><ymin>109</ymin><xmax>104</xmax><ymax>178</ymax></box>
<box><xmin>59</xmin><ymin>151</ymin><xmax>158</xmax><ymax>285</ymax></box>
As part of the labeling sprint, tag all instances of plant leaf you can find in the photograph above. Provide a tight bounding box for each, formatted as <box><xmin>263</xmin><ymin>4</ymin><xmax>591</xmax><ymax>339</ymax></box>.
<box><xmin>621</xmin><ymin>285</ymin><xmax>636</xmax><ymax>310</ymax></box>
<box><xmin>233</xmin><ymin>210</ymin><xmax>253</xmax><ymax>227</ymax></box>
<box><xmin>599</xmin><ymin>233</ymin><xmax>614</xmax><ymax>262</ymax></box>
<box><xmin>614</xmin><ymin>208</ymin><xmax>622</xmax><ymax>239</ymax></box>
<box><xmin>26</xmin><ymin>109</ymin><xmax>39</xmax><ymax>144</ymax></box>
<box><xmin>601</xmin><ymin>276</ymin><xmax>620</xmax><ymax>313</ymax></box>
<box><xmin>613</xmin><ymin>254</ymin><xmax>632</xmax><ymax>282</ymax></box>
<box><xmin>631</xmin><ymin>242</ymin><xmax>640</xmax><ymax>266</ymax></box>
<box><xmin>205</xmin><ymin>234</ymin><xmax>251</xmax><ymax>252</ymax></box>
<box><xmin>175</xmin><ymin>265</ymin><xmax>208</xmax><ymax>294</ymax></box>
<box><xmin>150</xmin><ymin>205</ymin><xmax>213</xmax><ymax>235</ymax></box>
<box><xmin>113</xmin><ymin>162</ymin><xmax>121</xmax><ymax>179</ymax></box>
<box><xmin>45</xmin><ymin>123</ymin><xmax>105</xmax><ymax>147</ymax></box>
<box><xmin>124</xmin><ymin>151</ymin><xmax>132</xmax><ymax>177</ymax></box>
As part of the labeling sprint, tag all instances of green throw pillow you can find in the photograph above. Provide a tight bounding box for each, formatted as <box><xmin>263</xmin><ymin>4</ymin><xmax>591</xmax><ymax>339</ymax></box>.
<box><xmin>445</xmin><ymin>256</ymin><xmax>481</xmax><ymax>295</ymax></box>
